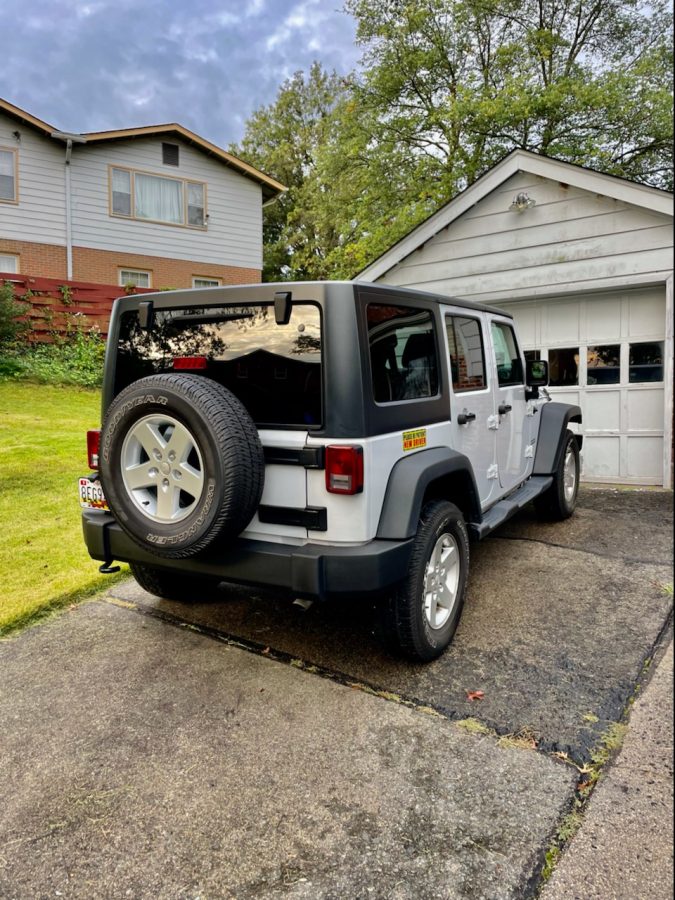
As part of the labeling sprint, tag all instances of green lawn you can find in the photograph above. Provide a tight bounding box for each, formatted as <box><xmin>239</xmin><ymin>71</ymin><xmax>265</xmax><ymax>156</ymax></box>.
<box><xmin>0</xmin><ymin>382</ymin><xmax>127</xmax><ymax>635</ymax></box>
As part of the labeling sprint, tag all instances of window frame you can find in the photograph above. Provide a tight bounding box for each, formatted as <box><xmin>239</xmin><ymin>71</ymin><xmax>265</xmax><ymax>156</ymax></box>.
<box><xmin>192</xmin><ymin>276</ymin><xmax>222</xmax><ymax>288</ymax></box>
<box><xmin>108</xmin><ymin>165</ymin><xmax>207</xmax><ymax>229</ymax></box>
<box><xmin>0</xmin><ymin>252</ymin><xmax>19</xmax><ymax>273</ymax></box>
<box><xmin>0</xmin><ymin>146</ymin><xmax>19</xmax><ymax>204</ymax></box>
<box><xmin>118</xmin><ymin>268</ymin><xmax>152</xmax><ymax>288</ymax></box>
<box><xmin>445</xmin><ymin>313</ymin><xmax>488</xmax><ymax>394</ymax></box>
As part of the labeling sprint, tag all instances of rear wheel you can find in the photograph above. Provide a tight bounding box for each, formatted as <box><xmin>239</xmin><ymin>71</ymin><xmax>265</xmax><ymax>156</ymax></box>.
<box><xmin>129</xmin><ymin>562</ymin><xmax>221</xmax><ymax>603</ymax></box>
<box><xmin>535</xmin><ymin>429</ymin><xmax>580</xmax><ymax>520</ymax></box>
<box><xmin>381</xmin><ymin>500</ymin><xmax>469</xmax><ymax>662</ymax></box>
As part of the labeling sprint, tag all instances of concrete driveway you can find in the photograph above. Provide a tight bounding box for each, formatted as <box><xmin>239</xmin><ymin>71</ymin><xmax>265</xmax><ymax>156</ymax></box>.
<box><xmin>1</xmin><ymin>487</ymin><xmax>672</xmax><ymax>898</ymax></box>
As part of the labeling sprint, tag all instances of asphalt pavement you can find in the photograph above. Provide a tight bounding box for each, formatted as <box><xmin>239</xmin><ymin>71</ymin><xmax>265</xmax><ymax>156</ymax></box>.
<box><xmin>1</xmin><ymin>486</ymin><xmax>672</xmax><ymax>898</ymax></box>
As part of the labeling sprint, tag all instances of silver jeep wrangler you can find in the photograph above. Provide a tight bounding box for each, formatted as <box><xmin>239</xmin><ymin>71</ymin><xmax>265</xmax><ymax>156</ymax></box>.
<box><xmin>81</xmin><ymin>281</ymin><xmax>582</xmax><ymax>661</ymax></box>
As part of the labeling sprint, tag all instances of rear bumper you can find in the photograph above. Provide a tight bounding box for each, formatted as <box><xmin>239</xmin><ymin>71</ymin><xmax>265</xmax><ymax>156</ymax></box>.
<box><xmin>82</xmin><ymin>511</ymin><xmax>413</xmax><ymax>600</ymax></box>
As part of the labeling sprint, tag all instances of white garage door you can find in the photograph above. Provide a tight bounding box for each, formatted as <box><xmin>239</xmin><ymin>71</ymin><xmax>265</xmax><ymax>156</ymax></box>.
<box><xmin>502</xmin><ymin>287</ymin><xmax>669</xmax><ymax>485</ymax></box>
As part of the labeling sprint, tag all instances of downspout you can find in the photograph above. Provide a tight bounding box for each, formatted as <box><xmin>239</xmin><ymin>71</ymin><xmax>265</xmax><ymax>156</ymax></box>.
<box><xmin>51</xmin><ymin>131</ymin><xmax>86</xmax><ymax>280</ymax></box>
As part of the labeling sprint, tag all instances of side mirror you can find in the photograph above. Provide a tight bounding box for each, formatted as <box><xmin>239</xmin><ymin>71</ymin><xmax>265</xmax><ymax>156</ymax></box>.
<box><xmin>525</xmin><ymin>358</ymin><xmax>548</xmax><ymax>400</ymax></box>
<box><xmin>526</xmin><ymin>358</ymin><xmax>548</xmax><ymax>386</ymax></box>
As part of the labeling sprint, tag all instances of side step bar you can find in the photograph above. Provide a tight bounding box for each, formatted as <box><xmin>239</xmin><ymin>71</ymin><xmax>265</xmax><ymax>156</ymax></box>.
<box><xmin>470</xmin><ymin>476</ymin><xmax>553</xmax><ymax>540</ymax></box>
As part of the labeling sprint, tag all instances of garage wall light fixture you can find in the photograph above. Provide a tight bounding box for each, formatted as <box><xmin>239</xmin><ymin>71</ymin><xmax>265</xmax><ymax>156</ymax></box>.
<box><xmin>510</xmin><ymin>192</ymin><xmax>536</xmax><ymax>211</ymax></box>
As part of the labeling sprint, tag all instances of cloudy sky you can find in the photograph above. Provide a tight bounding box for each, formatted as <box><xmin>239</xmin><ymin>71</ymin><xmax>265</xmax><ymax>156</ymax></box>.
<box><xmin>2</xmin><ymin>0</ymin><xmax>360</xmax><ymax>148</ymax></box>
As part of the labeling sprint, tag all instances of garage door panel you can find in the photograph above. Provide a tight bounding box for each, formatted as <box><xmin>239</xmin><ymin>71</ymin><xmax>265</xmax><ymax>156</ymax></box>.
<box><xmin>542</xmin><ymin>302</ymin><xmax>581</xmax><ymax>344</ymax></box>
<box><xmin>586</xmin><ymin>391</ymin><xmax>621</xmax><ymax>430</ymax></box>
<box><xmin>585</xmin><ymin>297</ymin><xmax>622</xmax><ymax>342</ymax></box>
<box><xmin>627</xmin><ymin>388</ymin><xmax>664</xmax><ymax>430</ymax></box>
<box><xmin>628</xmin><ymin>292</ymin><xmax>666</xmax><ymax>337</ymax></box>
<box><xmin>626</xmin><ymin>437</ymin><xmax>664</xmax><ymax>478</ymax></box>
<box><xmin>583</xmin><ymin>436</ymin><xmax>621</xmax><ymax>479</ymax></box>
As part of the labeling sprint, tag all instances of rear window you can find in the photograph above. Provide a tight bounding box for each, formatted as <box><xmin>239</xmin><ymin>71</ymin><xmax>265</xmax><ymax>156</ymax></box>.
<box><xmin>115</xmin><ymin>303</ymin><xmax>322</xmax><ymax>428</ymax></box>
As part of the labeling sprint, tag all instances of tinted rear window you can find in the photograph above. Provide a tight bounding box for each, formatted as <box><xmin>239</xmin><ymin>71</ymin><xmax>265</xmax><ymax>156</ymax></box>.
<box><xmin>115</xmin><ymin>303</ymin><xmax>322</xmax><ymax>428</ymax></box>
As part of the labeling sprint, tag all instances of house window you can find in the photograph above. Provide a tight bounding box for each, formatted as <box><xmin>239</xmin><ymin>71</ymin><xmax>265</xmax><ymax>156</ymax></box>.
<box><xmin>192</xmin><ymin>276</ymin><xmax>222</xmax><ymax>288</ymax></box>
<box><xmin>110</xmin><ymin>167</ymin><xmax>206</xmax><ymax>227</ymax></box>
<box><xmin>0</xmin><ymin>148</ymin><xmax>18</xmax><ymax>203</ymax></box>
<box><xmin>162</xmin><ymin>142</ymin><xmax>179</xmax><ymax>166</ymax></box>
<box><xmin>446</xmin><ymin>315</ymin><xmax>486</xmax><ymax>391</ymax></box>
<box><xmin>0</xmin><ymin>253</ymin><xmax>19</xmax><ymax>273</ymax></box>
<box><xmin>119</xmin><ymin>269</ymin><xmax>151</xmax><ymax>288</ymax></box>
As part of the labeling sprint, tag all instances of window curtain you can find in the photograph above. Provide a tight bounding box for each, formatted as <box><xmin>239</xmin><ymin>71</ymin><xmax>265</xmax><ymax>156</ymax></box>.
<box><xmin>135</xmin><ymin>174</ymin><xmax>182</xmax><ymax>223</ymax></box>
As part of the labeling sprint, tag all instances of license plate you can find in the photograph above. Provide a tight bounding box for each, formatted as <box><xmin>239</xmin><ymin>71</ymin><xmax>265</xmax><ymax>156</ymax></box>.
<box><xmin>79</xmin><ymin>477</ymin><xmax>108</xmax><ymax>510</ymax></box>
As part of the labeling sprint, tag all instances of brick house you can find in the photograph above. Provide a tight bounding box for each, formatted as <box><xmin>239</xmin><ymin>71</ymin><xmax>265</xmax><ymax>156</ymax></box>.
<box><xmin>0</xmin><ymin>98</ymin><xmax>285</xmax><ymax>289</ymax></box>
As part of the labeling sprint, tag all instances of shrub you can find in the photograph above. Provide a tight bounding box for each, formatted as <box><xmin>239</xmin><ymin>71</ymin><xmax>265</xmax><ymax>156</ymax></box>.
<box><xmin>0</xmin><ymin>281</ymin><xmax>29</xmax><ymax>346</ymax></box>
<box><xmin>0</xmin><ymin>320</ymin><xmax>106</xmax><ymax>387</ymax></box>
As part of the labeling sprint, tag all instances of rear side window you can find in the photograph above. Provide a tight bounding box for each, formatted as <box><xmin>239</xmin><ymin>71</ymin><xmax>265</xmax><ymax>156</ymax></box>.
<box><xmin>115</xmin><ymin>303</ymin><xmax>322</xmax><ymax>428</ymax></box>
<box><xmin>491</xmin><ymin>321</ymin><xmax>523</xmax><ymax>386</ymax></box>
<box><xmin>367</xmin><ymin>304</ymin><xmax>439</xmax><ymax>403</ymax></box>
<box><xmin>446</xmin><ymin>315</ymin><xmax>486</xmax><ymax>391</ymax></box>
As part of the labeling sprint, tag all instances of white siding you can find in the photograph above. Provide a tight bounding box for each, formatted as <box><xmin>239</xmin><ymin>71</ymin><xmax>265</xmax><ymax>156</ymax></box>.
<box><xmin>0</xmin><ymin>112</ymin><xmax>66</xmax><ymax>245</ymax></box>
<box><xmin>379</xmin><ymin>173</ymin><xmax>673</xmax><ymax>303</ymax></box>
<box><xmin>70</xmin><ymin>137</ymin><xmax>262</xmax><ymax>269</ymax></box>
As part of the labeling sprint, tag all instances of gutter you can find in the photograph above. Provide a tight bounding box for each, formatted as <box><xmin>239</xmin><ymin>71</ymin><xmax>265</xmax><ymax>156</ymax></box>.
<box><xmin>51</xmin><ymin>131</ymin><xmax>87</xmax><ymax>279</ymax></box>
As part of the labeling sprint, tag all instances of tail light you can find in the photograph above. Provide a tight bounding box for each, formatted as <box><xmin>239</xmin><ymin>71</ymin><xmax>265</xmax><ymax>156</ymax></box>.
<box><xmin>87</xmin><ymin>430</ymin><xmax>101</xmax><ymax>469</ymax></box>
<box><xmin>173</xmin><ymin>356</ymin><xmax>207</xmax><ymax>370</ymax></box>
<box><xmin>325</xmin><ymin>445</ymin><xmax>364</xmax><ymax>495</ymax></box>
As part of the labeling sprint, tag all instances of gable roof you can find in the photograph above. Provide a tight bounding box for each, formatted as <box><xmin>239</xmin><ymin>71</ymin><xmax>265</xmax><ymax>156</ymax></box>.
<box><xmin>357</xmin><ymin>149</ymin><xmax>674</xmax><ymax>281</ymax></box>
<box><xmin>0</xmin><ymin>97</ymin><xmax>285</xmax><ymax>201</ymax></box>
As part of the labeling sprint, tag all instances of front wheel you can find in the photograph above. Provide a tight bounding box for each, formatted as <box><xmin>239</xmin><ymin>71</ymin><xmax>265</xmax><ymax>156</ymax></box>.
<box><xmin>535</xmin><ymin>430</ymin><xmax>580</xmax><ymax>520</ymax></box>
<box><xmin>381</xmin><ymin>501</ymin><xmax>469</xmax><ymax>662</ymax></box>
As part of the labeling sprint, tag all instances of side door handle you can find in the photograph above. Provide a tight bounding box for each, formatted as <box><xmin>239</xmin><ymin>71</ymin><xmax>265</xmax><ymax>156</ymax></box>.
<box><xmin>498</xmin><ymin>404</ymin><xmax>512</xmax><ymax>415</ymax></box>
<box><xmin>457</xmin><ymin>410</ymin><xmax>477</xmax><ymax>425</ymax></box>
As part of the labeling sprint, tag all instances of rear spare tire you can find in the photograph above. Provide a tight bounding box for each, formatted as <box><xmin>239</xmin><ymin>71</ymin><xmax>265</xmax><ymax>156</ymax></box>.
<box><xmin>100</xmin><ymin>374</ymin><xmax>264</xmax><ymax>558</ymax></box>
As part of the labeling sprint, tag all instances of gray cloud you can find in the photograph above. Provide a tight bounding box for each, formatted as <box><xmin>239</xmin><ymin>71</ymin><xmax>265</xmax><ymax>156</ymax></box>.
<box><xmin>2</xmin><ymin>0</ymin><xmax>360</xmax><ymax>147</ymax></box>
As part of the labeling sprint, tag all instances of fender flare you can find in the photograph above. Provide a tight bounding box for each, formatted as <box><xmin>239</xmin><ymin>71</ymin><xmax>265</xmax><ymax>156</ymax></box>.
<box><xmin>533</xmin><ymin>402</ymin><xmax>583</xmax><ymax>476</ymax></box>
<box><xmin>376</xmin><ymin>447</ymin><xmax>481</xmax><ymax>540</ymax></box>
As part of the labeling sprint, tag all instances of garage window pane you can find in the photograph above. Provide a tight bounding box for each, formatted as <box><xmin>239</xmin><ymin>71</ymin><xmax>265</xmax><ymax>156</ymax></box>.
<box><xmin>629</xmin><ymin>342</ymin><xmax>663</xmax><ymax>383</ymax></box>
<box><xmin>549</xmin><ymin>348</ymin><xmax>578</xmax><ymax>386</ymax></box>
<box><xmin>587</xmin><ymin>345</ymin><xmax>620</xmax><ymax>385</ymax></box>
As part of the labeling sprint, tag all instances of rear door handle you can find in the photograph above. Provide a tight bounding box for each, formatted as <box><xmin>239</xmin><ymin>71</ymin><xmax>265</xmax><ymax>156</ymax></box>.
<box><xmin>457</xmin><ymin>410</ymin><xmax>477</xmax><ymax>425</ymax></box>
<box><xmin>498</xmin><ymin>404</ymin><xmax>512</xmax><ymax>415</ymax></box>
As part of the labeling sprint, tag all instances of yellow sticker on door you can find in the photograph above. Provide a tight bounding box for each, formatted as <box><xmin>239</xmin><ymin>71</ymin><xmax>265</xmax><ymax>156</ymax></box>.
<box><xmin>402</xmin><ymin>428</ymin><xmax>427</xmax><ymax>452</ymax></box>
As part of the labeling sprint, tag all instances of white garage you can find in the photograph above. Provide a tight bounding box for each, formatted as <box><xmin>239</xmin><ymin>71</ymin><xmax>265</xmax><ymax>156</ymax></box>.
<box><xmin>358</xmin><ymin>151</ymin><xmax>674</xmax><ymax>487</ymax></box>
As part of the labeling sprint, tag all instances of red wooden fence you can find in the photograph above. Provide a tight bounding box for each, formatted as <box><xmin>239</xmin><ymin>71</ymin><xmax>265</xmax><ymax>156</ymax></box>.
<box><xmin>1</xmin><ymin>272</ymin><xmax>153</xmax><ymax>342</ymax></box>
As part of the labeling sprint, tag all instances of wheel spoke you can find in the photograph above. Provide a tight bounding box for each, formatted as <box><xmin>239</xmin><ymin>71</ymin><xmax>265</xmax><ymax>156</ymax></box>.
<box><xmin>156</xmin><ymin>482</ymin><xmax>178</xmax><ymax>520</ymax></box>
<box><xmin>124</xmin><ymin>463</ymin><xmax>156</xmax><ymax>491</ymax></box>
<box><xmin>166</xmin><ymin>424</ymin><xmax>194</xmax><ymax>464</ymax></box>
<box><xmin>137</xmin><ymin>420</ymin><xmax>167</xmax><ymax>458</ymax></box>
<box><xmin>178</xmin><ymin>463</ymin><xmax>204</xmax><ymax>500</ymax></box>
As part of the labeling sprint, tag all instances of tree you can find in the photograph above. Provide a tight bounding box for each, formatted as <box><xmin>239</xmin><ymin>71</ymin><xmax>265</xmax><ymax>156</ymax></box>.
<box><xmin>231</xmin><ymin>63</ymin><xmax>349</xmax><ymax>281</ymax></box>
<box><xmin>326</xmin><ymin>0</ymin><xmax>674</xmax><ymax>273</ymax></box>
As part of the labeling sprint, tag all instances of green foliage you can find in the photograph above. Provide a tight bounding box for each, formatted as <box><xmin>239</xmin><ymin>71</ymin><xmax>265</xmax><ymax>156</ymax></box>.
<box><xmin>0</xmin><ymin>281</ymin><xmax>29</xmax><ymax>346</ymax></box>
<box><xmin>234</xmin><ymin>0</ymin><xmax>673</xmax><ymax>280</ymax></box>
<box><xmin>0</xmin><ymin>321</ymin><xmax>106</xmax><ymax>387</ymax></box>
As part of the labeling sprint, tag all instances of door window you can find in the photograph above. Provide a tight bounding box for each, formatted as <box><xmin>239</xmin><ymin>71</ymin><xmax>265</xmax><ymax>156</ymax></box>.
<box><xmin>490</xmin><ymin>322</ymin><xmax>523</xmax><ymax>386</ymax></box>
<box><xmin>446</xmin><ymin>316</ymin><xmax>486</xmax><ymax>391</ymax></box>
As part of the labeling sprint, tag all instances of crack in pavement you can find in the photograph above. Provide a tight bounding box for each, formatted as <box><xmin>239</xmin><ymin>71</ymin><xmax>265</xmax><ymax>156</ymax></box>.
<box><xmin>490</xmin><ymin>533</ymin><xmax>673</xmax><ymax>567</ymax></box>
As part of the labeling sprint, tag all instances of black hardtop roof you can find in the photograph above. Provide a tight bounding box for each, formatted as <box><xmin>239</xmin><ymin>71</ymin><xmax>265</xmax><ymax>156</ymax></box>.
<box><xmin>125</xmin><ymin>280</ymin><xmax>512</xmax><ymax>319</ymax></box>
